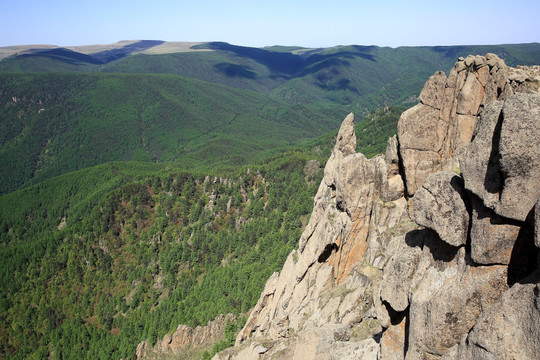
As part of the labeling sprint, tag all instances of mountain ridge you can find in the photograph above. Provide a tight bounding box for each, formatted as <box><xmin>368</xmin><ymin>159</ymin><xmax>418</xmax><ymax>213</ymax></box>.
<box><xmin>0</xmin><ymin>71</ymin><xmax>346</xmax><ymax>195</ymax></box>
<box><xmin>2</xmin><ymin>42</ymin><xmax>540</xmax><ymax>112</ymax></box>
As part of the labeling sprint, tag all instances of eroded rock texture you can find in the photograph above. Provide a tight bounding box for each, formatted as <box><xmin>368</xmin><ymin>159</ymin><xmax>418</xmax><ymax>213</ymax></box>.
<box><xmin>233</xmin><ymin>112</ymin><xmax>408</xmax><ymax>348</ymax></box>
<box><xmin>151</xmin><ymin>55</ymin><xmax>540</xmax><ymax>360</ymax></box>
<box><xmin>398</xmin><ymin>54</ymin><xmax>540</xmax><ymax>197</ymax></box>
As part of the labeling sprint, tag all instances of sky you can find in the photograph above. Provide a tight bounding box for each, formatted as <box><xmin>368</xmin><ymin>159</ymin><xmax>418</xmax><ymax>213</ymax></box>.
<box><xmin>1</xmin><ymin>0</ymin><xmax>539</xmax><ymax>48</ymax></box>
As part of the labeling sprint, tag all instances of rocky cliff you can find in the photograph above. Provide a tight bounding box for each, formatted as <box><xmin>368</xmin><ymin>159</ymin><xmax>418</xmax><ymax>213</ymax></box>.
<box><xmin>212</xmin><ymin>54</ymin><xmax>540</xmax><ymax>359</ymax></box>
<box><xmin>137</xmin><ymin>314</ymin><xmax>236</xmax><ymax>360</ymax></box>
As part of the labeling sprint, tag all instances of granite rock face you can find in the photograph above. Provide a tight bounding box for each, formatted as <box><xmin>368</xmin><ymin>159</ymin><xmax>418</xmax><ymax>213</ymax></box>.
<box><xmin>398</xmin><ymin>54</ymin><xmax>540</xmax><ymax>197</ymax></box>
<box><xmin>413</xmin><ymin>171</ymin><xmax>469</xmax><ymax>247</ymax></box>
<box><xmin>470</xmin><ymin>196</ymin><xmax>522</xmax><ymax>265</ymax></box>
<box><xmin>148</xmin><ymin>55</ymin><xmax>540</xmax><ymax>360</ymax></box>
<box><xmin>452</xmin><ymin>273</ymin><xmax>540</xmax><ymax>360</ymax></box>
<box><xmin>406</xmin><ymin>239</ymin><xmax>508</xmax><ymax>359</ymax></box>
<box><xmin>460</xmin><ymin>93</ymin><xmax>540</xmax><ymax>222</ymax></box>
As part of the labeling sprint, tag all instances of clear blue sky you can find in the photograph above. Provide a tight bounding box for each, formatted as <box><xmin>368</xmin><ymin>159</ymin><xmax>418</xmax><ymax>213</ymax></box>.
<box><xmin>1</xmin><ymin>0</ymin><xmax>539</xmax><ymax>48</ymax></box>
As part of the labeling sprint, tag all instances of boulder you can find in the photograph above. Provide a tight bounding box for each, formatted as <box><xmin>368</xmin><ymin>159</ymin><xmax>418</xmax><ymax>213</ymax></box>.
<box><xmin>380</xmin><ymin>316</ymin><xmax>407</xmax><ymax>360</ymax></box>
<box><xmin>379</xmin><ymin>230</ymin><xmax>424</xmax><ymax>312</ymax></box>
<box><xmin>413</xmin><ymin>171</ymin><xmax>469</xmax><ymax>247</ymax></box>
<box><xmin>454</xmin><ymin>273</ymin><xmax>540</xmax><ymax>359</ymax></box>
<box><xmin>459</xmin><ymin>100</ymin><xmax>505</xmax><ymax>209</ymax></box>
<box><xmin>398</xmin><ymin>54</ymin><xmax>515</xmax><ymax>197</ymax></box>
<box><xmin>385</xmin><ymin>135</ymin><xmax>400</xmax><ymax>177</ymax></box>
<box><xmin>399</xmin><ymin>148</ymin><xmax>441</xmax><ymax>197</ymax></box>
<box><xmin>384</xmin><ymin>135</ymin><xmax>405</xmax><ymax>201</ymax></box>
<box><xmin>470</xmin><ymin>196</ymin><xmax>521</xmax><ymax>265</ymax></box>
<box><xmin>456</xmin><ymin>71</ymin><xmax>484</xmax><ymax>115</ymax></box>
<box><xmin>406</xmin><ymin>236</ymin><xmax>508</xmax><ymax>359</ymax></box>
<box><xmin>292</xmin><ymin>326</ymin><xmax>378</xmax><ymax>360</ymax></box>
<box><xmin>329</xmin><ymin>338</ymin><xmax>380</xmax><ymax>360</ymax></box>
<box><xmin>461</xmin><ymin>93</ymin><xmax>540</xmax><ymax>222</ymax></box>
<box><xmin>418</xmin><ymin>71</ymin><xmax>447</xmax><ymax>109</ymax></box>
<box><xmin>496</xmin><ymin>93</ymin><xmax>540</xmax><ymax>221</ymax></box>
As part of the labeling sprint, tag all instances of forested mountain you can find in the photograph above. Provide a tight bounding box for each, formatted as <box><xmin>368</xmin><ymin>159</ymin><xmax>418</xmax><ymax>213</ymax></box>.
<box><xmin>0</xmin><ymin>99</ymin><xmax>403</xmax><ymax>359</ymax></box>
<box><xmin>0</xmin><ymin>72</ymin><xmax>345</xmax><ymax>195</ymax></box>
<box><xmin>3</xmin><ymin>41</ymin><xmax>539</xmax><ymax>195</ymax></box>
<box><xmin>0</xmin><ymin>153</ymin><xmax>317</xmax><ymax>359</ymax></box>
<box><xmin>2</xmin><ymin>41</ymin><xmax>540</xmax><ymax>112</ymax></box>
<box><xmin>1</xmin><ymin>39</ymin><xmax>538</xmax><ymax>360</ymax></box>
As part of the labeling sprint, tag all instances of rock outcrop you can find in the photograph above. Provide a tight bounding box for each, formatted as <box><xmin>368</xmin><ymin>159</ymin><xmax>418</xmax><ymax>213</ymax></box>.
<box><xmin>398</xmin><ymin>54</ymin><xmax>540</xmax><ymax>196</ymax></box>
<box><xmin>232</xmin><ymin>113</ymin><xmax>408</xmax><ymax>350</ymax></box>
<box><xmin>450</xmin><ymin>272</ymin><xmax>540</xmax><ymax>360</ymax></box>
<box><xmin>136</xmin><ymin>314</ymin><xmax>235</xmax><ymax>359</ymax></box>
<box><xmin>202</xmin><ymin>54</ymin><xmax>540</xmax><ymax>360</ymax></box>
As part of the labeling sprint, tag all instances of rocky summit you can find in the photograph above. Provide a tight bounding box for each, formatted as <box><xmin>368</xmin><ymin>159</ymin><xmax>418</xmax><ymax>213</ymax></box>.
<box><xmin>144</xmin><ymin>54</ymin><xmax>540</xmax><ymax>360</ymax></box>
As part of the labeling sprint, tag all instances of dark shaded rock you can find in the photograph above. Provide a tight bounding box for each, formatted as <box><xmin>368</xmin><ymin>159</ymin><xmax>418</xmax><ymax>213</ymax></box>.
<box><xmin>461</xmin><ymin>93</ymin><xmax>540</xmax><ymax>222</ymax></box>
<box><xmin>460</xmin><ymin>100</ymin><xmax>505</xmax><ymax>209</ymax></box>
<box><xmin>496</xmin><ymin>93</ymin><xmax>540</xmax><ymax>221</ymax></box>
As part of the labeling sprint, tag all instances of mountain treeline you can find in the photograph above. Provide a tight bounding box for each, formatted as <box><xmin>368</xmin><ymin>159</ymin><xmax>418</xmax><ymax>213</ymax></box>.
<box><xmin>3</xmin><ymin>42</ymin><xmax>539</xmax><ymax>114</ymax></box>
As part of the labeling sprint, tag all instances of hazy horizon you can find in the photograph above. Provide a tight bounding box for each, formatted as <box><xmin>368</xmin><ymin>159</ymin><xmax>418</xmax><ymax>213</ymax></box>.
<box><xmin>1</xmin><ymin>39</ymin><xmax>539</xmax><ymax>50</ymax></box>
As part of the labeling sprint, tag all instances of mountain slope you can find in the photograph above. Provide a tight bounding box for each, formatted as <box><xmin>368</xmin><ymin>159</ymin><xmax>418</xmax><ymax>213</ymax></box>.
<box><xmin>100</xmin><ymin>42</ymin><xmax>540</xmax><ymax>110</ymax></box>
<box><xmin>0</xmin><ymin>71</ymin><xmax>345</xmax><ymax>194</ymax></box>
<box><xmin>2</xmin><ymin>41</ymin><xmax>539</xmax><ymax>113</ymax></box>
<box><xmin>0</xmin><ymin>150</ymin><xmax>323</xmax><ymax>359</ymax></box>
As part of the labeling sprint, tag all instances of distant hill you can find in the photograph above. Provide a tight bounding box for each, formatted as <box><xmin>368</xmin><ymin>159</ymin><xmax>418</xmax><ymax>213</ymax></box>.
<box><xmin>2</xmin><ymin>41</ymin><xmax>539</xmax><ymax>194</ymax></box>
<box><xmin>2</xmin><ymin>41</ymin><xmax>540</xmax><ymax>112</ymax></box>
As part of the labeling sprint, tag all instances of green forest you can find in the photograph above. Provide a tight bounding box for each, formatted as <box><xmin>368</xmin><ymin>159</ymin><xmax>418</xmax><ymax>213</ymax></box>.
<box><xmin>0</xmin><ymin>72</ymin><xmax>345</xmax><ymax>195</ymax></box>
<box><xmin>0</xmin><ymin>153</ymin><xmax>319</xmax><ymax>359</ymax></box>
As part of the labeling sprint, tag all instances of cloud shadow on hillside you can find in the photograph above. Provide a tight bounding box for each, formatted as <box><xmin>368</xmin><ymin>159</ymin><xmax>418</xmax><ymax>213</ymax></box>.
<box><xmin>195</xmin><ymin>42</ymin><xmax>306</xmax><ymax>76</ymax></box>
<box><xmin>214</xmin><ymin>63</ymin><xmax>256</xmax><ymax>79</ymax></box>
<box><xmin>19</xmin><ymin>48</ymin><xmax>104</xmax><ymax>65</ymax></box>
<box><xmin>91</xmin><ymin>40</ymin><xmax>165</xmax><ymax>63</ymax></box>
<box><xmin>193</xmin><ymin>42</ymin><xmax>379</xmax><ymax>92</ymax></box>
